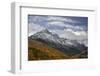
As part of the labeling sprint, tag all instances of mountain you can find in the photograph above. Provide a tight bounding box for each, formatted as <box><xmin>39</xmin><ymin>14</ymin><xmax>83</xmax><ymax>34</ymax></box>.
<box><xmin>30</xmin><ymin>29</ymin><xmax>60</xmax><ymax>44</ymax></box>
<box><xmin>29</xmin><ymin>29</ymin><xmax>87</xmax><ymax>56</ymax></box>
<box><xmin>30</xmin><ymin>29</ymin><xmax>82</xmax><ymax>46</ymax></box>
<box><xmin>28</xmin><ymin>39</ymin><xmax>71</xmax><ymax>60</ymax></box>
<box><xmin>51</xmin><ymin>28</ymin><xmax>88</xmax><ymax>46</ymax></box>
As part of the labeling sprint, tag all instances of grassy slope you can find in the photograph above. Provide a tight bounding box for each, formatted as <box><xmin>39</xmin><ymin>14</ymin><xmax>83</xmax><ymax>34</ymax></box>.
<box><xmin>28</xmin><ymin>39</ymin><xmax>88</xmax><ymax>61</ymax></box>
<box><xmin>28</xmin><ymin>39</ymin><xmax>70</xmax><ymax>60</ymax></box>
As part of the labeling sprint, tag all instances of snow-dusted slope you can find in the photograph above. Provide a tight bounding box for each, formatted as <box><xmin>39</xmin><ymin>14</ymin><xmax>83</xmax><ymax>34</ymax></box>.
<box><xmin>29</xmin><ymin>29</ymin><xmax>86</xmax><ymax>47</ymax></box>
<box><xmin>51</xmin><ymin>28</ymin><xmax>87</xmax><ymax>46</ymax></box>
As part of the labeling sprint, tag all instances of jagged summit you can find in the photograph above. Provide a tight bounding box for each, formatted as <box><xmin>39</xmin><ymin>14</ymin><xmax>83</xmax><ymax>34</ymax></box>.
<box><xmin>30</xmin><ymin>29</ymin><xmax>61</xmax><ymax>43</ymax></box>
<box><xmin>39</xmin><ymin>29</ymin><xmax>51</xmax><ymax>34</ymax></box>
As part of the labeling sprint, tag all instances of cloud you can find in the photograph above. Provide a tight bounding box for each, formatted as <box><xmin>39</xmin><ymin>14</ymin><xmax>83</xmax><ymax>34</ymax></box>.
<box><xmin>47</xmin><ymin>20</ymin><xmax>84</xmax><ymax>31</ymax></box>
<box><xmin>29</xmin><ymin>16</ymin><xmax>79</xmax><ymax>24</ymax></box>
<box><xmin>28</xmin><ymin>15</ymin><xmax>47</xmax><ymax>24</ymax></box>
<box><xmin>46</xmin><ymin>16</ymin><xmax>85</xmax><ymax>31</ymax></box>
<box><xmin>47</xmin><ymin>16</ymin><xmax>67</xmax><ymax>22</ymax></box>
<box><xmin>48</xmin><ymin>21</ymin><xmax>64</xmax><ymax>25</ymax></box>
<box><xmin>28</xmin><ymin>15</ymin><xmax>87</xmax><ymax>32</ymax></box>
<box><xmin>65</xmin><ymin>24</ymin><xmax>85</xmax><ymax>31</ymax></box>
<box><xmin>28</xmin><ymin>23</ymin><xmax>45</xmax><ymax>36</ymax></box>
<box><xmin>46</xmin><ymin>21</ymin><xmax>66</xmax><ymax>30</ymax></box>
<box><xmin>52</xmin><ymin>28</ymin><xmax>87</xmax><ymax>41</ymax></box>
<box><xmin>47</xmin><ymin>16</ymin><xmax>79</xmax><ymax>23</ymax></box>
<box><xmin>73</xmin><ymin>31</ymin><xmax>87</xmax><ymax>36</ymax></box>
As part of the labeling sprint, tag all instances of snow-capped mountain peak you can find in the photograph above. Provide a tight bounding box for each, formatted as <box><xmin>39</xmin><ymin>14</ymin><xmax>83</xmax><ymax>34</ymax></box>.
<box><xmin>38</xmin><ymin>29</ymin><xmax>51</xmax><ymax>34</ymax></box>
<box><xmin>30</xmin><ymin>29</ymin><xmax>60</xmax><ymax>43</ymax></box>
<box><xmin>29</xmin><ymin>29</ymin><xmax>83</xmax><ymax>46</ymax></box>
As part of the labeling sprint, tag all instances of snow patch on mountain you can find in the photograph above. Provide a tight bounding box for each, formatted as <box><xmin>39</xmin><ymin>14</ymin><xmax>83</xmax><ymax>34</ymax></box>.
<box><xmin>30</xmin><ymin>29</ymin><xmax>87</xmax><ymax>47</ymax></box>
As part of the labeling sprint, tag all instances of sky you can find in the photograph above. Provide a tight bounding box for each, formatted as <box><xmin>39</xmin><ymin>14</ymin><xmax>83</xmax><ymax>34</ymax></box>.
<box><xmin>28</xmin><ymin>15</ymin><xmax>88</xmax><ymax>43</ymax></box>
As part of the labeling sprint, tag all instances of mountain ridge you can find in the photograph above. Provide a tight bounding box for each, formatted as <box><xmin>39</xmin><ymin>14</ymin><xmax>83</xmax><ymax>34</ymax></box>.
<box><xmin>29</xmin><ymin>29</ymin><xmax>87</xmax><ymax>47</ymax></box>
<box><xmin>29</xmin><ymin>29</ymin><xmax>87</xmax><ymax>55</ymax></box>
<box><xmin>28</xmin><ymin>29</ymin><xmax>88</xmax><ymax>60</ymax></box>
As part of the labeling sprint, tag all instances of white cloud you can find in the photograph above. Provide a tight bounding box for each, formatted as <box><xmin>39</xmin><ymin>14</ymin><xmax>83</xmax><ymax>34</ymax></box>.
<box><xmin>47</xmin><ymin>16</ymin><xmax>79</xmax><ymax>23</ymax></box>
<box><xmin>29</xmin><ymin>16</ymin><xmax>85</xmax><ymax>32</ymax></box>
<box><xmin>65</xmin><ymin>25</ymin><xmax>84</xmax><ymax>31</ymax></box>
<box><xmin>47</xmin><ymin>21</ymin><xmax>67</xmax><ymax>28</ymax></box>
<box><xmin>47</xmin><ymin>20</ymin><xmax>84</xmax><ymax>32</ymax></box>
<box><xmin>47</xmin><ymin>16</ymin><xmax>66</xmax><ymax>22</ymax></box>
<box><xmin>28</xmin><ymin>23</ymin><xmax>45</xmax><ymax>36</ymax></box>
<box><xmin>73</xmin><ymin>31</ymin><xmax>87</xmax><ymax>36</ymax></box>
<box><xmin>48</xmin><ymin>21</ymin><xmax>64</xmax><ymax>25</ymax></box>
<box><xmin>29</xmin><ymin>16</ymin><xmax>47</xmax><ymax>24</ymax></box>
